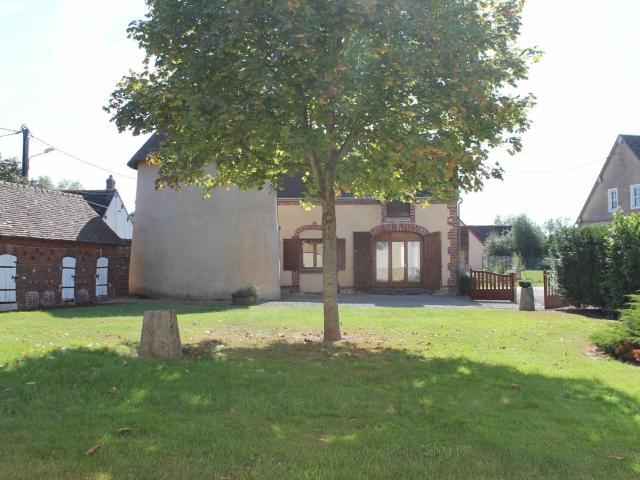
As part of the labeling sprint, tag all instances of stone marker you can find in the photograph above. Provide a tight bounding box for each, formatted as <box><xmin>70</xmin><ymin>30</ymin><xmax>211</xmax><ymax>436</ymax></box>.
<box><xmin>519</xmin><ymin>286</ymin><xmax>535</xmax><ymax>311</ymax></box>
<box><xmin>139</xmin><ymin>311</ymin><xmax>183</xmax><ymax>359</ymax></box>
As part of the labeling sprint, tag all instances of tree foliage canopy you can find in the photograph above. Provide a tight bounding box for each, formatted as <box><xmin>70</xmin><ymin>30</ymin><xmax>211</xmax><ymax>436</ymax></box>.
<box><xmin>0</xmin><ymin>154</ymin><xmax>23</xmax><ymax>184</ymax></box>
<box><xmin>108</xmin><ymin>0</ymin><xmax>536</xmax><ymax>202</ymax></box>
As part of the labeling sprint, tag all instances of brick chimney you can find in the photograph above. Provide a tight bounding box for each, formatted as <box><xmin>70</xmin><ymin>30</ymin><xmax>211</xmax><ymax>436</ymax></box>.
<box><xmin>106</xmin><ymin>175</ymin><xmax>116</xmax><ymax>191</ymax></box>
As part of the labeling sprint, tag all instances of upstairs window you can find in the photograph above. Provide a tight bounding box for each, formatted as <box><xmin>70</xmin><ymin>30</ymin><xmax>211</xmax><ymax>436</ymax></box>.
<box><xmin>608</xmin><ymin>188</ymin><xmax>618</xmax><ymax>212</ymax></box>
<box><xmin>386</xmin><ymin>200</ymin><xmax>411</xmax><ymax>218</ymax></box>
<box><xmin>631</xmin><ymin>185</ymin><xmax>640</xmax><ymax>209</ymax></box>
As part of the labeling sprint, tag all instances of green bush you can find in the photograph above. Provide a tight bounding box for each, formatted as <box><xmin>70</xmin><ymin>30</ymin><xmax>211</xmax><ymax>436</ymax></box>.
<box><xmin>549</xmin><ymin>226</ymin><xmax>607</xmax><ymax>308</ymax></box>
<box><xmin>459</xmin><ymin>273</ymin><xmax>471</xmax><ymax>296</ymax></box>
<box><xmin>484</xmin><ymin>231</ymin><xmax>514</xmax><ymax>257</ymax></box>
<box><xmin>605</xmin><ymin>213</ymin><xmax>640</xmax><ymax>311</ymax></box>
<box><xmin>620</xmin><ymin>293</ymin><xmax>640</xmax><ymax>336</ymax></box>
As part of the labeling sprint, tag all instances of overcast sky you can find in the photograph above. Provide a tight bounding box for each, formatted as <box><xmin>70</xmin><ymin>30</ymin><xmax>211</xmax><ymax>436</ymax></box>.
<box><xmin>1</xmin><ymin>0</ymin><xmax>639</xmax><ymax>226</ymax></box>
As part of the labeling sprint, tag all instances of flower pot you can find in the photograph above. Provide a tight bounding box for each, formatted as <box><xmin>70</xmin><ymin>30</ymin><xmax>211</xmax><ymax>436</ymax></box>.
<box><xmin>519</xmin><ymin>281</ymin><xmax>531</xmax><ymax>288</ymax></box>
<box><xmin>231</xmin><ymin>293</ymin><xmax>257</xmax><ymax>306</ymax></box>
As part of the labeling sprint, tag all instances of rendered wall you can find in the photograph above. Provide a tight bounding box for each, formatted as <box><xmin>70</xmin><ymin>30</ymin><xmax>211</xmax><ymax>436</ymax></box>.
<box><xmin>278</xmin><ymin>202</ymin><xmax>453</xmax><ymax>292</ymax></box>
<box><xmin>579</xmin><ymin>139</ymin><xmax>640</xmax><ymax>225</ymax></box>
<box><xmin>129</xmin><ymin>164</ymin><xmax>281</xmax><ymax>300</ymax></box>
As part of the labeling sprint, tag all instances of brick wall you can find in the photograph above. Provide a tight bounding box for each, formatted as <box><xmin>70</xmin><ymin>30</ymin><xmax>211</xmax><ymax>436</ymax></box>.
<box><xmin>0</xmin><ymin>236</ymin><xmax>130</xmax><ymax>309</ymax></box>
<box><xmin>447</xmin><ymin>201</ymin><xmax>459</xmax><ymax>294</ymax></box>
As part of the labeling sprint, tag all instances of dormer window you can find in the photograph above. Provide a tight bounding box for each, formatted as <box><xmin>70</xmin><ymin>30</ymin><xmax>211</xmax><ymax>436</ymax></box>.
<box><xmin>386</xmin><ymin>200</ymin><xmax>411</xmax><ymax>218</ymax></box>
<box><xmin>608</xmin><ymin>188</ymin><xmax>618</xmax><ymax>212</ymax></box>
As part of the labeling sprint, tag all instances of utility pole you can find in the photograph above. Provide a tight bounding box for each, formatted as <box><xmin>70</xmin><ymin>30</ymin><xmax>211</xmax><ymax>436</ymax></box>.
<box><xmin>21</xmin><ymin>124</ymin><xmax>30</xmax><ymax>179</ymax></box>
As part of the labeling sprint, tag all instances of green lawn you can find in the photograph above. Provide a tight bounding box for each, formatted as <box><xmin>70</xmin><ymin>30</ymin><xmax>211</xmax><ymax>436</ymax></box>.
<box><xmin>522</xmin><ymin>269</ymin><xmax>544</xmax><ymax>286</ymax></box>
<box><xmin>1</xmin><ymin>303</ymin><xmax>639</xmax><ymax>479</ymax></box>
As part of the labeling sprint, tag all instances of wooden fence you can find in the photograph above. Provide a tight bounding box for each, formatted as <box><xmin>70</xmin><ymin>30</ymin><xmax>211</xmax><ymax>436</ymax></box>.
<box><xmin>469</xmin><ymin>269</ymin><xmax>515</xmax><ymax>301</ymax></box>
<box><xmin>543</xmin><ymin>270</ymin><xmax>568</xmax><ymax>310</ymax></box>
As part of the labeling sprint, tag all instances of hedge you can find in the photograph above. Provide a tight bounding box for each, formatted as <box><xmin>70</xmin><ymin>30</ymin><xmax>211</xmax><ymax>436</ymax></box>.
<box><xmin>550</xmin><ymin>213</ymin><xmax>640</xmax><ymax>313</ymax></box>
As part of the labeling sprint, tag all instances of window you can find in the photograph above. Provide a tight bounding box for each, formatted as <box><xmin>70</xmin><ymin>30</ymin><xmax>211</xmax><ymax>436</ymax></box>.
<box><xmin>386</xmin><ymin>200</ymin><xmax>411</xmax><ymax>218</ymax></box>
<box><xmin>631</xmin><ymin>185</ymin><xmax>640</xmax><ymax>209</ymax></box>
<box><xmin>282</xmin><ymin>238</ymin><xmax>346</xmax><ymax>272</ymax></box>
<box><xmin>302</xmin><ymin>239</ymin><xmax>323</xmax><ymax>269</ymax></box>
<box><xmin>608</xmin><ymin>188</ymin><xmax>618</xmax><ymax>212</ymax></box>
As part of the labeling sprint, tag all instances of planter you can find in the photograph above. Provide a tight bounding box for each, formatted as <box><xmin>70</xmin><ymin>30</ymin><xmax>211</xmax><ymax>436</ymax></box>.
<box><xmin>519</xmin><ymin>286</ymin><xmax>535</xmax><ymax>311</ymax></box>
<box><xmin>231</xmin><ymin>293</ymin><xmax>257</xmax><ymax>306</ymax></box>
<box><xmin>519</xmin><ymin>281</ymin><xmax>531</xmax><ymax>288</ymax></box>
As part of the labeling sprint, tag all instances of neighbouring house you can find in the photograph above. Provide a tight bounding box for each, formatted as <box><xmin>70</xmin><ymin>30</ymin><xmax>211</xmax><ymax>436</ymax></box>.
<box><xmin>66</xmin><ymin>175</ymin><xmax>133</xmax><ymax>239</ymax></box>
<box><xmin>577</xmin><ymin>134</ymin><xmax>640</xmax><ymax>226</ymax></box>
<box><xmin>127</xmin><ymin>135</ymin><xmax>459</xmax><ymax>300</ymax></box>
<box><xmin>0</xmin><ymin>181</ymin><xmax>130</xmax><ymax>311</ymax></box>
<box><xmin>459</xmin><ymin>224</ymin><xmax>511</xmax><ymax>271</ymax></box>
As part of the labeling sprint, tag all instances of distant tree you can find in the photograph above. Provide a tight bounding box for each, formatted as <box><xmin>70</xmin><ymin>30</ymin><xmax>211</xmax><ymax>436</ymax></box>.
<box><xmin>29</xmin><ymin>176</ymin><xmax>54</xmax><ymax>189</ymax></box>
<box><xmin>57</xmin><ymin>179</ymin><xmax>84</xmax><ymax>190</ymax></box>
<box><xmin>28</xmin><ymin>177</ymin><xmax>83</xmax><ymax>190</ymax></box>
<box><xmin>484</xmin><ymin>231</ymin><xmax>514</xmax><ymax>257</ymax></box>
<box><xmin>543</xmin><ymin>217</ymin><xmax>571</xmax><ymax>238</ymax></box>
<box><xmin>493</xmin><ymin>213</ymin><xmax>545</xmax><ymax>261</ymax></box>
<box><xmin>108</xmin><ymin>0</ymin><xmax>537</xmax><ymax>341</ymax></box>
<box><xmin>0</xmin><ymin>154</ymin><xmax>23</xmax><ymax>184</ymax></box>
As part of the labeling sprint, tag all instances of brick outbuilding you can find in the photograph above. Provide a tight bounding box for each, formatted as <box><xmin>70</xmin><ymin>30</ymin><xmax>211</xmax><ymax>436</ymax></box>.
<box><xmin>0</xmin><ymin>181</ymin><xmax>130</xmax><ymax>310</ymax></box>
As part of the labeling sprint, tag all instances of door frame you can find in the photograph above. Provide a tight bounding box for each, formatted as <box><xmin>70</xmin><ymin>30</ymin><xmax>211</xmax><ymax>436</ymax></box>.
<box><xmin>373</xmin><ymin>231</ymin><xmax>423</xmax><ymax>289</ymax></box>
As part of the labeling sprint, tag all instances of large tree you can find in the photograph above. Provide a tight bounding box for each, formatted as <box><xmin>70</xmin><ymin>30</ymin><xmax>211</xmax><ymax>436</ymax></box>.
<box><xmin>108</xmin><ymin>0</ymin><xmax>536</xmax><ymax>341</ymax></box>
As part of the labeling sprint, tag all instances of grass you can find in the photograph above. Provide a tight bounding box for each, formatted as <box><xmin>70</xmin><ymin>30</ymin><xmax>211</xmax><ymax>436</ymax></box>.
<box><xmin>1</xmin><ymin>303</ymin><xmax>639</xmax><ymax>479</ymax></box>
<box><xmin>522</xmin><ymin>269</ymin><xmax>544</xmax><ymax>286</ymax></box>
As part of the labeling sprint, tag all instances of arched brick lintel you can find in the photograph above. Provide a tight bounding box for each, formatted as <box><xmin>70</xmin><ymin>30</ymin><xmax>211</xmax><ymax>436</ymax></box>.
<box><xmin>293</xmin><ymin>223</ymin><xmax>322</xmax><ymax>238</ymax></box>
<box><xmin>369</xmin><ymin>223</ymin><xmax>429</xmax><ymax>237</ymax></box>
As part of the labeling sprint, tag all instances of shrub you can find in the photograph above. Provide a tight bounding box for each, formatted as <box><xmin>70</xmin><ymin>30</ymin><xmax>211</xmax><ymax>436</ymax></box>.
<box><xmin>605</xmin><ymin>213</ymin><xmax>640</xmax><ymax>311</ymax></box>
<box><xmin>620</xmin><ymin>293</ymin><xmax>640</xmax><ymax>336</ymax></box>
<box><xmin>549</xmin><ymin>226</ymin><xmax>607</xmax><ymax>308</ymax></box>
<box><xmin>459</xmin><ymin>273</ymin><xmax>471</xmax><ymax>296</ymax></box>
<box><xmin>484</xmin><ymin>231</ymin><xmax>514</xmax><ymax>257</ymax></box>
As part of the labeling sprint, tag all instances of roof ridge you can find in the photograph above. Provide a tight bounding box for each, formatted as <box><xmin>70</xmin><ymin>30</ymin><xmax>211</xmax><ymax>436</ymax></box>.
<box><xmin>0</xmin><ymin>179</ymin><xmax>84</xmax><ymax>199</ymax></box>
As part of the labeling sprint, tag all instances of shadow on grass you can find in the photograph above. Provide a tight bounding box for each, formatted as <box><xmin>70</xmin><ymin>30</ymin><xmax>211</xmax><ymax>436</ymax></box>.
<box><xmin>41</xmin><ymin>302</ymin><xmax>245</xmax><ymax>319</ymax></box>
<box><xmin>1</xmin><ymin>342</ymin><xmax>639</xmax><ymax>479</ymax></box>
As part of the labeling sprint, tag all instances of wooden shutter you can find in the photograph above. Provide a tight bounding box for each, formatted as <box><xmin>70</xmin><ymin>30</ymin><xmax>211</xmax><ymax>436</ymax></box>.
<box><xmin>353</xmin><ymin>232</ymin><xmax>372</xmax><ymax>290</ymax></box>
<box><xmin>337</xmin><ymin>238</ymin><xmax>346</xmax><ymax>271</ymax></box>
<box><xmin>283</xmin><ymin>239</ymin><xmax>301</xmax><ymax>271</ymax></box>
<box><xmin>423</xmin><ymin>232</ymin><xmax>442</xmax><ymax>290</ymax></box>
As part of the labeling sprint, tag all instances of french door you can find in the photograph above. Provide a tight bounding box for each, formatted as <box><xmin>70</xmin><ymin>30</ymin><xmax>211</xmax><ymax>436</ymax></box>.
<box><xmin>374</xmin><ymin>232</ymin><xmax>422</xmax><ymax>288</ymax></box>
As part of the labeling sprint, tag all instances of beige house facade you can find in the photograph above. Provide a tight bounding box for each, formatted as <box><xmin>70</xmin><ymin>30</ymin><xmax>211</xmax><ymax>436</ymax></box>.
<box><xmin>127</xmin><ymin>135</ymin><xmax>459</xmax><ymax>300</ymax></box>
<box><xmin>577</xmin><ymin>135</ymin><xmax>640</xmax><ymax>226</ymax></box>
<box><xmin>278</xmin><ymin>193</ymin><xmax>458</xmax><ymax>294</ymax></box>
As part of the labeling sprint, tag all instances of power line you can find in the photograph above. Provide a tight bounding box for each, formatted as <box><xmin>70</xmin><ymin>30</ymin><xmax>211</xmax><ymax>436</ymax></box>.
<box><xmin>28</xmin><ymin>134</ymin><xmax>137</xmax><ymax>181</ymax></box>
<box><xmin>0</xmin><ymin>131</ymin><xmax>20</xmax><ymax>138</ymax></box>
<box><xmin>504</xmin><ymin>159</ymin><xmax>602</xmax><ymax>175</ymax></box>
<box><xmin>0</xmin><ymin>127</ymin><xmax>20</xmax><ymax>134</ymax></box>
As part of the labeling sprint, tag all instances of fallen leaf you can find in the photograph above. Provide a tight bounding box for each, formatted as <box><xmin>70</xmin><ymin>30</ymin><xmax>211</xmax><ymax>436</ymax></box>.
<box><xmin>511</xmin><ymin>383</ymin><xmax>521</xmax><ymax>389</ymax></box>
<box><xmin>107</xmin><ymin>387</ymin><xmax>117</xmax><ymax>395</ymax></box>
<box><xmin>84</xmin><ymin>445</ymin><xmax>101</xmax><ymax>456</ymax></box>
<box><xmin>117</xmin><ymin>427</ymin><xmax>131</xmax><ymax>435</ymax></box>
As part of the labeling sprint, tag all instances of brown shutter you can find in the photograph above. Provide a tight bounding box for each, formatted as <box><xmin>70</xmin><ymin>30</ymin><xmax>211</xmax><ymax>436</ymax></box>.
<box><xmin>353</xmin><ymin>232</ymin><xmax>372</xmax><ymax>290</ymax></box>
<box><xmin>283</xmin><ymin>238</ymin><xmax>301</xmax><ymax>271</ymax></box>
<box><xmin>337</xmin><ymin>238</ymin><xmax>346</xmax><ymax>271</ymax></box>
<box><xmin>424</xmin><ymin>232</ymin><xmax>442</xmax><ymax>291</ymax></box>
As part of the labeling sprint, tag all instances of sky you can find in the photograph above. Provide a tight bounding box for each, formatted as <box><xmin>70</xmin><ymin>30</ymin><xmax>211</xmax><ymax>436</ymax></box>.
<box><xmin>1</xmin><ymin>0</ymin><xmax>639</xmax><ymax>226</ymax></box>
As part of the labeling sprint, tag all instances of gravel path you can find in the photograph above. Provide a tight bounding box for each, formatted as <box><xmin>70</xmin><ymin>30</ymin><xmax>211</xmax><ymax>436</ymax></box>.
<box><xmin>260</xmin><ymin>287</ymin><xmax>545</xmax><ymax>310</ymax></box>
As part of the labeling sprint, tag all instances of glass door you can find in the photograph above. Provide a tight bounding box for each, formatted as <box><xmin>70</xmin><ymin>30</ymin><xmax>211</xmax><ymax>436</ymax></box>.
<box><xmin>374</xmin><ymin>233</ymin><xmax>422</xmax><ymax>288</ymax></box>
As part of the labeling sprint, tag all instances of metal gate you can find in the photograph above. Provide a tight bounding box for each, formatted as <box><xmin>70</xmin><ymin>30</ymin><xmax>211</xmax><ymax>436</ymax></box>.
<box><xmin>0</xmin><ymin>254</ymin><xmax>17</xmax><ymax>311</ymax></box>
<box><xmin>61</xmin><ymin>257</ymin><xmax>76</xmax><ymax>302</ymax></box>
<box><xmin>96</xmin><ymin>257</ymin><xmax>108</xmax><ymax>297</ymax></box>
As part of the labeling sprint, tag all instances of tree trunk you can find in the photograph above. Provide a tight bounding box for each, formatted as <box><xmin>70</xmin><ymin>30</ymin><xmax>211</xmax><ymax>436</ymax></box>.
<box><xmin>321</xmin><ymin>193</ymin><xmax>341</xmax><ymax>342</ymax></box>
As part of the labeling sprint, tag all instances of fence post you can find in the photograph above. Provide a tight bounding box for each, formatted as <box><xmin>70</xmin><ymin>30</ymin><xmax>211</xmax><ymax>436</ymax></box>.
<box><xmin>510</xmin><ymin>273</ymin><xmax>516</xmax><ymax>302</ymax></box>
